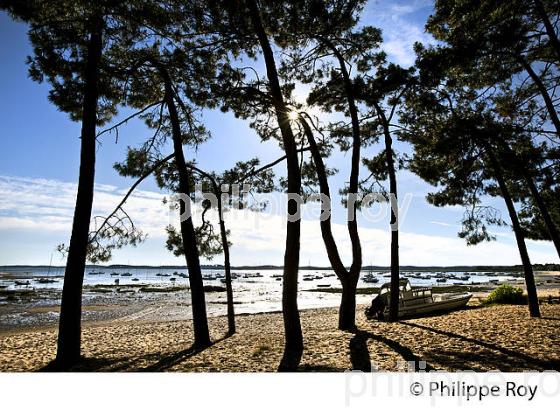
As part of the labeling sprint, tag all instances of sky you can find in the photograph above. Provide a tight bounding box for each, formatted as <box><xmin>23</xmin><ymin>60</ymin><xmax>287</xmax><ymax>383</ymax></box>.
<box><xmin>0</xmin><ymin>1</ymin><xmax>557</xmax><ymax>267</ymax></box>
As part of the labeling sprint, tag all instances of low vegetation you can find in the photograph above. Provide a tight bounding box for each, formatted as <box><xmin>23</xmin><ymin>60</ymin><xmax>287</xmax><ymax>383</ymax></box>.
<box><xmin>484</xmin><ymin>284</ymin><xmax>528</xmax><ymax>305</ymax></box>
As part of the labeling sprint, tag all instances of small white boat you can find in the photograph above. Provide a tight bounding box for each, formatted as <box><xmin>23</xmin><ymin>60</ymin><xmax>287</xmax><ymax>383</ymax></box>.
<box><xmin>366</xmin><ymin>279</ymin><xmax>471</xmax><ymax>320</ymax></box>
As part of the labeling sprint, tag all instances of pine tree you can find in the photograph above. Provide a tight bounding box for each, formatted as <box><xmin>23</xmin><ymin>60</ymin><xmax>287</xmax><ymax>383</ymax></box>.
<box><xmin>1</xmin><ymin>0</ymin><xmax>175</xmax><ymax>367</ymax></box>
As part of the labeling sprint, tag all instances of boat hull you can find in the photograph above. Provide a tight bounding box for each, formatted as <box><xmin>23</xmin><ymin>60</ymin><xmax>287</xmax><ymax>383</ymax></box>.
<box><xmin>386</xmin><ymin>293</ymin><xmax>472</xmax><ymax>319</ymax></box>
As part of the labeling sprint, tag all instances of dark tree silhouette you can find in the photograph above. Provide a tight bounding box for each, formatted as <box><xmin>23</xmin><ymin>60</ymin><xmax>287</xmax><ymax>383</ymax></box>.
<box><xmin>0</xmin><ymin>0</ymin><xmax>169</xmax><ymax>367</ymax></box>
<box><xmin>277</xmin><ymin>1</ymin><xmax>378</xmax><ymax>330</ymax></box>
<box><xmin>425</xmin><ymin>0</ymin><xmax>560</xmax><ymax>257</ymax></box>
<box><xmin>402</xmin><ymin>76</ymin><xmax>541</xmax><ymax>317</ymax></box>
<box><xmin>245</xmin><ymin>0</ymin><xmax>303</xmax><ymax>370</ymax></box>
<box><xmin>356</xmin><ymin>64</ymin><xmax>414</xmax><ymax>321</ymax></box>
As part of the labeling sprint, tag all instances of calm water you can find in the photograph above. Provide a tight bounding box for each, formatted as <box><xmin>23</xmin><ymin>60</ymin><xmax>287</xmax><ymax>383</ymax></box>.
<box><xmin>0</xmin><ymin>266</ymin><xmax>519</xmax><ymax>318</ymax></box>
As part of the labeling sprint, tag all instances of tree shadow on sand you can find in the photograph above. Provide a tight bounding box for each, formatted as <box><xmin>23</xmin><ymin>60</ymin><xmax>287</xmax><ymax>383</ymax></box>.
<box><xmin>40</xmin><ymin>334</ymin><xmax>233</xmax><ymax>372</ymax></box>
<box><xmin>40</xmin><ymin>353</ymin><xmax>164</xmax><ymax>372</ymax></box>
<box><xmin>349</xmin><ymin>329</ymin><xmax>435</xmax><ymax>372</ymax></box>
<box><xmin>400</xmin><ymin>322</ymin><xmax>560</xmax><ymax>371</ymax></box>
<box><xmin>140</xmin><ymin>334</ymin><xmax>233</xmax><ymax>372</ymax></box>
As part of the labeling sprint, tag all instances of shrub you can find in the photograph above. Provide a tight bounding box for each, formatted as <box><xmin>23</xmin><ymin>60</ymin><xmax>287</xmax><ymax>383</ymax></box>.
<box><xmin>484</xmin><ymin>284</ymin><xmax>527</xmax><ymax>305</ymax></box>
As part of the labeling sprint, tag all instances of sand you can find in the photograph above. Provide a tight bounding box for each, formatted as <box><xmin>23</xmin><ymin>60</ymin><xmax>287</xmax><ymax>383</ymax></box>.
<box><xmin>0</xmin><ymin>302</ymin><xmax>559</xmax><ymax>372</ymax></box>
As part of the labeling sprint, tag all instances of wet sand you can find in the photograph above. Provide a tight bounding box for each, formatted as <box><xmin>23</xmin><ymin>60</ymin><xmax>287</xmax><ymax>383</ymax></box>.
<box><xmin>1</xmin><ymin>301</ymin><xmax>559</xmax><ymax>372</ymax></box>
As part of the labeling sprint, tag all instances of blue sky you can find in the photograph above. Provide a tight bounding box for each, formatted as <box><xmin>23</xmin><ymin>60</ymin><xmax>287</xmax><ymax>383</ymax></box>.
<box><xmin>0</xmin><ymin>1</ymin><xmax>557</xmax><ymax>266</ymax></box>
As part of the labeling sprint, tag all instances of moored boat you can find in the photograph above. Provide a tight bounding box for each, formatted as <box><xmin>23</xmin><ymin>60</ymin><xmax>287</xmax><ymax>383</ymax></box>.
<box><xmin>35</xmin><ymin>277</ymin><xmax>57</xmax><ymax>284</ymax></box>
<box><xmin>14</xmin><ymin>280</ymin><xmax>30</xmax><ymax>286</ymax></box>
<box><xmin>366</xmin><ymin>279</ymin><xmax>471</xmax><ymax>320</ymax></box>
<box><xmin>362</xmin><ymin>272</ymin><xmax>379</xmax><ymax>283</ymax></box>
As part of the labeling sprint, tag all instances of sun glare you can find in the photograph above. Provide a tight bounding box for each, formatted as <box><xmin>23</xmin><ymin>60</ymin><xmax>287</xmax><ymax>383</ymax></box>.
<box><xmin>288</xmin><ymin>110</ymin><xmax>300</xmax><ymax>121</ymax></box>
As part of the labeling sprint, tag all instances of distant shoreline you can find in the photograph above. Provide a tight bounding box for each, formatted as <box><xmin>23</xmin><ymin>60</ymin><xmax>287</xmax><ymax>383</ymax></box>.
<box><xmin>1</xmin><ymin>263</ymin><xmax>560</xmax><ymax>272</ymax></box>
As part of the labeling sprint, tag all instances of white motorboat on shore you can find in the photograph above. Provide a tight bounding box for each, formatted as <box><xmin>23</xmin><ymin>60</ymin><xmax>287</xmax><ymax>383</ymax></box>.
<box><xmin>366</xmin><ymin>279</ymin><xmax>472</xmax><ymax>320</ymax></box>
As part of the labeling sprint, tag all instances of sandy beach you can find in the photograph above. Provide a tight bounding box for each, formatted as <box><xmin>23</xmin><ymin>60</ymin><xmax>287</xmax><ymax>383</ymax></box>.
<box><xmin>1</xmin><ymin>299</ymin><xmax>559</xmax><ymax>372</ymax></box>
<box><xmin>1</xmin><ymin>270</ymin><xmax>559</xmax><ymax>372</ymax></box>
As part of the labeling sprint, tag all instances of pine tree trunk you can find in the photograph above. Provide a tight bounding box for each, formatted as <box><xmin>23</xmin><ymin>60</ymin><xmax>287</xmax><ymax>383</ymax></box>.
<box><xmin>217</xmin><ymin>189</ymin><xmax>235</xmax><ymax>335</ymax></box>
<box><xmin>533</xmin><ymin>0</ymin><xmax>560</xmax><ymax>62</ymax></box>
<box><xmin>521</xmin><ymin>170</ymin><xmax>560</xmax><ymax>259</ymax></box>
<box><xmin>339</xmin><ymin>276</ymin><xmax>358</xmax><ymax>330</ymax></box>
<box><xmin>496</xmin><ymin>140</ymin><xmax>560</xmax><ymax>259</ymax></box>
<box><xmin>487</xmin><ymin>150</ymin><xmax>541</xmax><ymax>317</ymax></box>
<box><xmin>164</xmin><ymin>77</ymin><xmax>211</xmax><ymax>347</ymax></box>
<box><xmin>519</xmin><ymin>57</ymin><xmax>560</xmax><ymax>135</ymax></box>
<box><xmin>319</xmin><ymin>37</ymin><xmax>363</xmax><ymax>329</ymax></box>
<box><xmin>388</xmin><ymin>227</ymin><xmax>399</xmax><ymax>321</ymax></box>
<box><xmin>300</xmin><ymin>116</ymin><xmax>354</xmax><ymax>328</ymax></box>
<box><xmin>246</xmin><ymin>0</ymin><xmax>303</xmax><ymax>370</ymax></box>
<box><xmin>380</xmin><ymin>119</ymin><xmax>400</xmax><ymax>322</ymax></box>
<box><xmin>55</xmin><ymin>16</ymin><xmax>103</xmax><ymax>368</ymax></box>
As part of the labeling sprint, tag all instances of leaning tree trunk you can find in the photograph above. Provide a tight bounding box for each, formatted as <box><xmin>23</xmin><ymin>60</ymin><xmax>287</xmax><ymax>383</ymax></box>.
<box><xmin>496</xmin><ymin>140</ymin><xmax>560</xmax><ymax>259</ymax></box>
<box><xmin>381</xmin><ymin>120</ymin><xmax>400</xmax><ymax>322</ymax></box>
<box><xmin>487</xmin><ymin>149</ymin><xmax>541</xmax><ymax>318</ymax></box>
<box><xmin>163</xmin><ymin>77</ymin><xmax>211</xmax><ymax>347</ymax></box>
<box><xmin>521</xmin><ymin>169</ymin><xmax>560</xmax><ymax>259</ymax></box>
<box><xmin>319</xmin><ymin>37</ymin><xmax>363</xmax><ymax>330</ymax></box>
<box><xmin>56</xmin><ymin>16</ymin><xmax>103</xmax><ymax>368</ymax></box>
<box><xmin>300</xmin><ymin>116</ymin><xmax>355</xmax><ymax>329</ymax></box>
<box><xmin>519</xmin><ymin>57</ymin><xmax>560</xmax><ymax>135</ymax></box>
<box><xmin>533</xmin><ymin>0</ymin><xmax>560</xmax><ymax>63</ymax></box>
<box><xmin>247</xmin><ymin>0</ymin><xmax>303</xmax><ymax>371</ymax></box>
<box><xmin>216</xmin><ymin>183</ymin><xmax>235</xmax><ymax>335</ymax></box>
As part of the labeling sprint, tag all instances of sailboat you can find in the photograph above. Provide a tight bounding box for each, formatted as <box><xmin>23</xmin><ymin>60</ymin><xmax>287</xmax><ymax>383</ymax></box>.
<box><xmin>362</xmin><ymin>265</ymin><xmax>379</xmax><ymax>283</ymax></box>
<box><xmin>35</xmin><ymin>254</ymin><xmax>57</xmax><ymax>284</ymax></box>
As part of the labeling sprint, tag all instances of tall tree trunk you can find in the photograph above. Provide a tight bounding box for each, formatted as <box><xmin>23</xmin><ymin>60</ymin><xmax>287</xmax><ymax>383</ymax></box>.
<box><xmin>533</xmin><ymin>0</ymin><xmax>560</xmax><ymax>62</ymax></box>
<box><xmin>163</xmin><ymin>77</ymin><xmax>211</xmax><ymax>347</ymax></box>
<box><xmin>487</xmin><ymin>149</ymin><xmax>541</xmax><ymax>318</ymax></box>
<box><xmin>216</xmin><ymin>184</ymin><xmax>235</xmax><ymax>335</ymax></box>
<box><xmin>521</xmin><ymin>170</ymin><xmax>560</xmax><ymax>259</ymax></box>
<box><xmin>340</xmin><ymin>276</ymin><xmax>358</xmax><ymax>327</ymax></box>
<box><xmin>55</xmin><ymin>15</ymin><xmax>103</xmax><ymax>368</ymax></box>
<box><xmin>496</xmin><ymin>139</ymin><xmax>560</xmax><ymax>258</ymax></box>
<box><xmin>246</xmin><ymin>0</ymin><xmax>303</xmax><ymax>371</ymax></box>
<box><xmin>318</xmin><ymin>37</ymin><xmax>363</xmax><ymax>329</ymax></box>
<box><xmin>519</xmin><ymin>57</ymin><xmax>560</xmax><ymax>135</ymax></box>
<box><xmin>379</xmin><ymin>118</ymin><xmax>400</xmax><ymax>322</ymax></box>
<box><xmin>299</xmin><ymin>116</ymin><xmax>354</xmax><ymax>329</ymax></box>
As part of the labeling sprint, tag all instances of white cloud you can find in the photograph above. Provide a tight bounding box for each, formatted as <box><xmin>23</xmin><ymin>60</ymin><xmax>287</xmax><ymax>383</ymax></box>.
<box><xmin>0</xmin><ymin>175</ymin><xmax>556</xmax><ymax>266</ymax></box>
<box><xmin>391</xmin><ymin>4</ymin><xmax>415</xmax><ymax>14</ymax></box>
<box><xmin>223</xmin><ymin>209</ymin><xmax>555</xmax><ymax>266</ymax></box>
<box><xmin>362</xmin><ymin>0</ymin><xmax>435</xmax><ymax>67</ymax></box>
<box><xmin>429</xmin><ymin>220</ymin><xmax>457</xmax><ymax>228</ymax></box>
<box><xmin>0</xmin><ymin>175</ymin><xmax>170</xmax><ymax>237</ymax></box>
